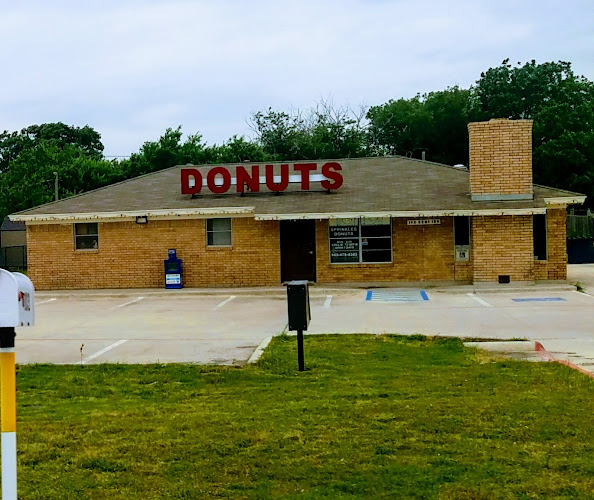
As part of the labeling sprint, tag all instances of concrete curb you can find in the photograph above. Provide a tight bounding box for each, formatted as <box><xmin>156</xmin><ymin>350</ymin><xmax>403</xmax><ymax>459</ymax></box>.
<box><xmin>34</xmin><ymin>282</ymin><xmax>577</xmax><ymax>300</ymax></box>
<box><xmin>437</xmin><ymin>284</ymin><xmax>576</xmax><ymax>294</ymax></box>
<box><xmin>247</xmin><ymin>336</ymin><xmax>273</xmax><ymax>365</ymax></box>
<box><xmin>534</xmin><ymin>341</ymin><xmax>594</xmax><ymax>379</ymax></box>
<box><xmin>465</xmin><ymin>340</ymin><xmax>594</xmax><ymax>379</ymax></box>
<box><xmin>35</xmin><ymin>287</ymin><xmax>359</xmax><ymax>300</ymax></box>
<box><xmin>464</xmin><ymin>341</ymin><xmax>537</xmax><ymax>352</ymax></box>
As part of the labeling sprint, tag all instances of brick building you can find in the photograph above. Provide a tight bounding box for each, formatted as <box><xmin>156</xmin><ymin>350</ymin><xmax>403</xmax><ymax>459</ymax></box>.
<box><xmin>9</xmin><ymin>119</ymin><xmax>585</xmax><ymax>290</ymax></box>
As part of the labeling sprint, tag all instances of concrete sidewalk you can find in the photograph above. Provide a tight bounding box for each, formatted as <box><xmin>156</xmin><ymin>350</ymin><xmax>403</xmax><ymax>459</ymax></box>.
<box><xmin>34</xmin><ymin>281</ymin><xmax>577</xmax><ymax>300</ymax></box>
<box><xmin>19</xmin><ymin>265</ymin><xmax>594</xmax><ymax>377</ymax></box>
<box><xmin>568</xmin><ymin>263</ymin><xmax>594</xmax><ymax>294</ymax></box>
<box><xmin>465</xmin><ymin>340</ymin><xmax>594</xmax><ymax>379</ymax></box>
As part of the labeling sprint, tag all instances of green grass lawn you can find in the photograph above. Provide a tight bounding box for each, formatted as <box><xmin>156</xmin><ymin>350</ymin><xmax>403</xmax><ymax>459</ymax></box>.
<box><xmin>6</xmin><ymin>335</ymin><xmax>594</xmax><ymax>499</ymax></box>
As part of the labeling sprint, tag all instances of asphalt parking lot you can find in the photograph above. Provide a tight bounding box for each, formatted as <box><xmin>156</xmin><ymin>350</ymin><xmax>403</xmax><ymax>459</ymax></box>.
<box><xmin>15</xmin><ymin>275</ymin><xmax>594</xmax><ymax>375</ymax></box>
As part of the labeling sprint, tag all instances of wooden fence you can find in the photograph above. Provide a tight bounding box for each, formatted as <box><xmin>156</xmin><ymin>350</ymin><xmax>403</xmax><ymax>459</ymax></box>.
<box><xmin>567</xmin><ymin>209</ymin><xmax>594</xmax><ymax>240</ymax></box>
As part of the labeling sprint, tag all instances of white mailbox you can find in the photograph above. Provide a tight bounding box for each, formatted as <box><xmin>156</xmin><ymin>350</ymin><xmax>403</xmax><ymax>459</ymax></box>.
<box><xmin>0</xmin><ymin>269</ymin><xmax>35</xmax><ymax>327</ymax></box>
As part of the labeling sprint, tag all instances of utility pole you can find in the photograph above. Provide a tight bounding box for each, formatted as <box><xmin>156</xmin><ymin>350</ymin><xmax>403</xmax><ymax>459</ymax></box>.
<box><xmin>53</xmin><ymin>171</ymin><xmax>59</xmax><ymax>201</ymax></box>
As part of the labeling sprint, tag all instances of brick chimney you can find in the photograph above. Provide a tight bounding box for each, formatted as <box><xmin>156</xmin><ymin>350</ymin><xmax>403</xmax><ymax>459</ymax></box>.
<box><xmin>468</xmin><ymin>118</ymin><xmax>533</xmax><ymax>201</ymax></box>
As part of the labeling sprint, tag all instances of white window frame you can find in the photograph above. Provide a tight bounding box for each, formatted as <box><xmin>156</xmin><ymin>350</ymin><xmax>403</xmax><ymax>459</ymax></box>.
<box><xmin>74</xmin><ymin>223</ymin><xmax>99</xmax><ymax>251</ymax></box>
<box><xmin>329</xmin><ymin>218</ymin><xmax>392</xmax><ymax>264</ymax></box>
<box><xmin>206</xmin><ymin>218</ymin><xmax>232</xmax><ymax>247</ymax></box>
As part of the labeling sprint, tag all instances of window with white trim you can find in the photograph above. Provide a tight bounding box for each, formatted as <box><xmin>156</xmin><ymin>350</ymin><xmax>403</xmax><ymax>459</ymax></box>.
<box><xmin>329</xmin><ymin>218</ymin><xmax>392</xmax><ymax>263</ymax></box>
<box><xmin>74</xmin><ymin>223</ymin><xmax>99</xmax><ymax>250</ymax></box>
<box><xmin>207</xmin><ymin>218</ymin><xmax>232</xmax><ymax>246</ymax></box>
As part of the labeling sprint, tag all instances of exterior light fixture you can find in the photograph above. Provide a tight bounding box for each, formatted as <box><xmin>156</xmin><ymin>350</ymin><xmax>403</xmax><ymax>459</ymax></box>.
<box><xmin>136</xmin><ymin>216</ymin><xmax>148</xmax><ymax>224</ymax></box>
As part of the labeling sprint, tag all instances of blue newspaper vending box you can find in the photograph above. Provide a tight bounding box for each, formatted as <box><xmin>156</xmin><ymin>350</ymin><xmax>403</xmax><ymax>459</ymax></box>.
<box><xmin>164</xmin><ymin>249</ymin><xmax>182</xmax><ymax>289</ymax></box>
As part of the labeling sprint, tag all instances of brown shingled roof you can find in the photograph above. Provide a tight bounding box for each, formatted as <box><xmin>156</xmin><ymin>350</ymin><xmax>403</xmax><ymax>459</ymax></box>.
<box><xmin>11</xmin><ymin>156</ymin><xmax>584</xmax><ymax>220</ymax></box>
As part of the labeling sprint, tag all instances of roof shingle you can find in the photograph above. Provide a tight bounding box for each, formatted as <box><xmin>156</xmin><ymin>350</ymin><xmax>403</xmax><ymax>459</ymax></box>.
<box><xmin>11</xmin><ymin>157</ymin><xmax>584</xmax><ymax>219</ymax></box>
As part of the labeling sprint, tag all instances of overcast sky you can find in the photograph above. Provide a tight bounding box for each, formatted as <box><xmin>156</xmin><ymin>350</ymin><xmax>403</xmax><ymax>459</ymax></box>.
<box><xmin>1</xmin><ymin>0</ymin><xmax>592</xmax><ymax>157</ymax></box>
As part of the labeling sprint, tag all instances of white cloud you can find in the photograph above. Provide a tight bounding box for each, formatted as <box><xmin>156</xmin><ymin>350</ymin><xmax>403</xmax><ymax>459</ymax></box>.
<box><xmin>0</xmin><ymin>0</ymin><xmax>592</xmax><ymax>155</ymax></box>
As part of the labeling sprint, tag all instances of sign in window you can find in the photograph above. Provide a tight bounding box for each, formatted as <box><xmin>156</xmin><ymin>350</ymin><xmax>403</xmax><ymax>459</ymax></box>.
<box><xmin>329</xmin><ymin>218</ymin><xmax>392</xmax><ymax>264</ymax></box>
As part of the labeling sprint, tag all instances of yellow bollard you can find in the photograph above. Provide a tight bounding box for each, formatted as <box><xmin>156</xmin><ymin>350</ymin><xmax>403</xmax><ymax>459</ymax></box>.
<box><xmin>0</xmin><ymin>327</ymin><xmax>17</xmax><ymax>500</ymax></box>
<box><xmin>0</xmin><ymin>269</ymin><xmax>34</xmax><ymax>500</ymax></box>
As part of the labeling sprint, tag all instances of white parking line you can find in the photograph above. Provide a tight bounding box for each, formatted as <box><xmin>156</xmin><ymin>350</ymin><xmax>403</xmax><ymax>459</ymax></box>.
<box><xmin>467</xmin><ymin>293</ymin><xmax>493</xmax><ymax>307</ymax></box>
<box><xmin>215</xmin><ymin>295</ymin><xmax>236</xmax><ymax>309</ymax></box>
<box><xmin>111</xmin><ymin>297</ymin><xmax>144</xmax><ymax>310</ymax></box>
<box><xmin>324</xmin><ymin>295</ymin><xmax>333</xmax><ymax>308</ymax></box>
<box><xmin>82</xmin><ymin>340</ymin><xmax>128</xmax><ymax>364</ymax></box>
<box><xmin>36</xmin><ymin>298</ymin><xmax>57</xmax><ymax>305</ymax></box>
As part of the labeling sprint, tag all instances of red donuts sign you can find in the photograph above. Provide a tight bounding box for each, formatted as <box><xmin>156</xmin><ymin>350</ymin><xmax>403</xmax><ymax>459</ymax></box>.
<box><xmin>181</xmin><ymin>162</ymin><xmax>343</xmax><ymax>195</ymax></box>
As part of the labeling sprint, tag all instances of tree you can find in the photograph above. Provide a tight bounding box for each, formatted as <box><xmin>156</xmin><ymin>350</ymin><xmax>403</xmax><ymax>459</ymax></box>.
<box><xmin>205</xmin><ymin>136</ymin><xmax>270</xmax><ymax>164</ymax></box>
<box><xmin>307</xmin><ymin>101</ymin><xmax>368</xmax><ymax>159</ymax></box>
<box><xmin>0</xmin><ymin>122</ymin><xmax>103</xmax><ymax>174</ymax></box>
<box><xmin>250</xmin><ymin>109</ymin><xmax>304</xmax><ymax>160</ymax></box>
<box><xmin>120</xmin><ymin>127</ymin><xmax>209</xmax><ymax>178</ymax></box>
<box><xmin>0</xmin><ymin>141</ymin><xmax>122</xmax><ymax>222</ymax></box>
<box><xmin>472</xmin><ymin>59</ymin><xmax>579</xmax><ymax>120</ymax></box>
<box><xmin>473</xmin><ymin>59</ymin><xmax>594</xmax><ymax>204</ymax></box>
<box><xmin>367</xmin><ymin>87</ymin><xmax>472</xmax><ymax>164</ymax></box>
<box><xmin>422</xmin><ymin>87</ymin><xmax>475</xmax><ymax>165</ymax></box>
<box><xmin>0</xmin><ymin>123</ymin><xmax>112</xmax><ymax>222</ymax></box>
<box><xmin>250</xmin><ymin>101</ymin><xmax>368</xmax><ymax>161</ymax></box>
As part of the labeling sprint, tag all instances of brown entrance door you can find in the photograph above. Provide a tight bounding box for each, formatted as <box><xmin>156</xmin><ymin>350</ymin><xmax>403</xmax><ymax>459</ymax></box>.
<box><xmin>280</xmin><ymin>220</ymin><xmax>316</xmax><ymax>282</ymax></box>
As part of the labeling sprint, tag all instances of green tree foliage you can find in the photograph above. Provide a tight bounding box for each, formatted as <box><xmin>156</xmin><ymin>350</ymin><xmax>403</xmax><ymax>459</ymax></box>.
<box><xmin>205</xmin><ymin>136</ymin><xmax>269</xmax><ymax>164</ymax></box>
<box><xmin>474</xmin><ymin>59</ymin><xmax>594</xmax><ymax>202</ymax></box>
<box><xmin>0</xmin><ymin>122</ymin><xmax>103</xmax><ymax>174</ymax></box>
<box><xmin>2</xmin><ymin>59</ymin><xmax>593</xmax><ymax>221</ymax></box>
<box><xmin>0</xmin><ymin>123</ymin><xmax>117</xmax><ymax>222</ymax></box>
<box><xmin>121</xmin><ymin>127</ymin><xmax>195</xmax><ymax>178</ymax></box>
<box><xmin>0</xmin><ymin>141</ymin><xmax>122</xmax><ymax>221</ymax></box>
<box><xmin>250</xmin><ymin>101</ymin><xmax>368</xmax><ymax>160</ymax></box>
<box><xmin>119</xmin><ymin>127</ymin><xmax>270</xmax><ymax>176</ymax></box>
<box><xmin>120</xmin><ymin>127</ymin><xmax>212</xmax><ymax>178</ymax></box>
<box><xmin>472</xmin><ymin>60</ymin><xmax>579</xmax><ymax>119</ymax></box>
<box><xmin>366</xmin><ymin>87</ymin><xmax>473</xmax><ymax>165</ymax></box>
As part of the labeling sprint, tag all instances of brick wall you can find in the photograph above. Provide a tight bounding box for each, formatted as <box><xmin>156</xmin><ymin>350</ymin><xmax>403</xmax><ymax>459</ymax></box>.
<box><xmin>533</xmin><ymin>261</ymin><xmax>548</xmax><ymax>280</ymax></box>
<box><xmin>27</xmin><ymin>218</ymin><xmax>280</xmax><ymax>290</ymax></box>
<box><xmin>27</xmin><ymin>213</ymin><xmax>565</xmax><ymax>289</ymax></box>
<box><xmin>472</xmin><ymin>211</ymin><xmax>567</xmax><ymax>283</ymax></box>
<box><xmin>544</xmin><ymin>208</ymin><xmax>567</xmax><ymax>280</ymax></box>
<box><xmin>472</xmin><ymin>215</ymin><xmax>534</xmax><ymax>282</ymax></box>
<box><xmin>316</xmin><ymin>218</ymin><xmax>469</xmax><ymax>283</ymax></box>
<box><xmin>468</xmin><ymin>119</ymin><xmax>533</xmax><ymax>199</ymax></box>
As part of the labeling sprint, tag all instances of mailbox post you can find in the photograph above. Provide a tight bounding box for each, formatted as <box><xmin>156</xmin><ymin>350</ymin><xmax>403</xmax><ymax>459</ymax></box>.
<box><xmin>286</xmin><ymin>280</ymin><xmax>311</xmax><ymax>371</ymax></box>
<box><xmin>0</xmin><ymin>269</ymin><xmax>35</xmax><ymax>500</ymax></box>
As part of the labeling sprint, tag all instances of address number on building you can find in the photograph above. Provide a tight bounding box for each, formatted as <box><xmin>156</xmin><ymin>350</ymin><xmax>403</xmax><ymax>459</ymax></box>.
<box><xmin>407</xmin><ymin>219</ymin><xmax>441</xmax><ymax>226</ymax></box>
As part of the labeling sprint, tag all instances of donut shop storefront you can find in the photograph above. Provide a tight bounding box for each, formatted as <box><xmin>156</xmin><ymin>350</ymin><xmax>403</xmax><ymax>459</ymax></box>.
<box><xmin>10</xmin><ymin>119</ymin><xmax>584</xmax><ymax>290</ymax></box>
